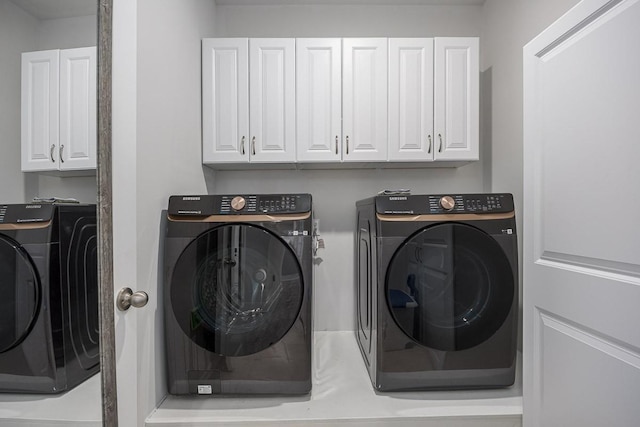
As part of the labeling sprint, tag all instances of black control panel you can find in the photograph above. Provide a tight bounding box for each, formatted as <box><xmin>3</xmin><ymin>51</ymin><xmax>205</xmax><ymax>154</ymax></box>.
<box><xmin>168</xmin><ymin>194</ymin><xmax>312</xmax><ymax>216</ymax></box>
<box><xmin>375</xmin><ymin>193</ymin><xmax>514</xmax><ymax>215</ymax></box>
<box><xmin>0</xmin><ymin>204</ymin><xmax>55</xmax><ymax>224</ymax></box>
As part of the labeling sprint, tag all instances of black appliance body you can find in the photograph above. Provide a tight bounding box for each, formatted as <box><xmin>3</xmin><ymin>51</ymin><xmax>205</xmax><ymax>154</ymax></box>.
<box><xmin>0</xmin><ymin>203</ymin><xmax>99</xmax><ymax>393</ymax></box>
<box><xmin>163</xmin><ymin>194</ymin><xmax>313</xmax><ymax>395</ymax></box>
<box><xmin>356</xmin><ymin>194</ymin><xmax>518</xmax><ymax>391</ymax></box>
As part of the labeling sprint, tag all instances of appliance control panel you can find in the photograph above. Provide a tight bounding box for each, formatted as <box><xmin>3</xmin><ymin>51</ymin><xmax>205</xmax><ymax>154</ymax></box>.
<box><xmin>376</xmin><ymin>193</ymin><xmax>514</xmax><ymax>215</ymax></box>
<box><xmin>168</xmin><ymin>194</ymin><xmax>312</xmax><ymax>216</ymax></box>
<box><xmin>0</xmin><ymin>204</ymin><xmax>55</xmax><ymax>224</ymax></box>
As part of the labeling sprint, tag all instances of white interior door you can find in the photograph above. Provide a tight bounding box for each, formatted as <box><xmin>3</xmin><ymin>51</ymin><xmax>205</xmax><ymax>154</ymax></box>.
<box><xmin>523</xmin><ymin>0</ymin><xmax>640</xmax><ymax>426</ymax></box>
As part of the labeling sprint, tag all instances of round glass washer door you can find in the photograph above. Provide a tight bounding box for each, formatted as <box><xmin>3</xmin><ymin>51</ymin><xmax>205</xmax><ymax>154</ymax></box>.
<box><xmin>170</xmin><ymin>224</ymin><xmax>304</xmax><ymax>357</ymax></box>
<box><xmin>0</xmin><ymin>235</ymin><xmax>41</xmax><ymax>354</ymax></box>
<box><xmin>386</xmin><ymin>222</ymin><xmax>514</xmax><ymax>351</ymax></box>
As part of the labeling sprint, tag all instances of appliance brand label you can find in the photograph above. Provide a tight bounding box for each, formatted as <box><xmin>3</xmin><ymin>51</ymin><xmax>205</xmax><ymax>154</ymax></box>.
<box><xmin>26</xmin><ymin>205</ymin><xmax>41</xmax><ymax>209</ymax></box>
<box><xmin>388</xmin><ymin>196</ymin><xmax>408</xmax><ymax>201</ymax></box>
<box><xmin>182</xmin><ymin>196</ymin><xmax>200</xmax><ymax>201</ymax></box>
<box><xmin>177</xmin><ymin>210</ymin><xmax>202</xmax><ymax>215</ymax></box>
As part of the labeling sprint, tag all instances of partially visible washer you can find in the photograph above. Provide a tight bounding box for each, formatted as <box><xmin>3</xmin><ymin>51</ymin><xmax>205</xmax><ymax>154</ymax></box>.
<box><xmin>163</xmin><ymin>194</ymin><xmax>313</xmax><ymax>395</ymax></box>
<box><xmin>355</xmin><ymin>193</ymin><xmax>518</xmax><ymax>391</ymax></box>
<box><xmin>0</xmin><ymin>203</ymin><xmax>99</xmax><ymax>393</ymax></box>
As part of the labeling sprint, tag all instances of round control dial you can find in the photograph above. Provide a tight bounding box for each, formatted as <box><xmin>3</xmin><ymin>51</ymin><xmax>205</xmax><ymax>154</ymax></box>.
<box><xmin>439</xmin><ymin>195</ymin><xmax>456</xmax><ymax>211</ymax></box>
<box><xmin>231</xmin><ymin>196</ymin><xmax>246</xmax><ymax>211</ymax></box>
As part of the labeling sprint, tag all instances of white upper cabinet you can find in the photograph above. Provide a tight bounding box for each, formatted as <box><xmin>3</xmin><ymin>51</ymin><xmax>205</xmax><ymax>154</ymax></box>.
<box><xmin>434</xmin><ymin>37</ymin><xmax>479</xmax><ymax>161</ymax></box>
<box><xmin>249</xmin><ymin>38</ymin><xmax>296</xmax><ymax>163</ymax></box>
<box><xmin>21</xmin><ymin>47</ymin><xmax>96</xmax><ymax>172</ymax></box>
<box><xmin>202</xmin><ymin>37</ymin><xmax>478</xmax><ymax>168</ymax></box>
<box><xmin>388</xmin><ymin>38</ymin><xmax>434</xmax><ymax>162</ymax></box>
<box><xmin>342</xmin><ymin>38</ymin><xmax>388</xmax><ymax>162</ymax></box>
<box><xmin>202</xmin><ymin>38</ymin><xmax>249</xmax><ymax>163</ymax></box>
<box><xmin>21</xmin><ymin>50</ymin><xmax>59</xmax><ymax>172</ymax></box>
<box><xmin>22</xmin><ymin>48</ymin><xmax>97</xmax><ymax>173</ymax></box>
<box><xmin>296</xmin><ymin>38</ymin><xmax>342</xmax><ymax>162</ymax></box>
<box><xmin>202</xmin><ymin>38</ymin><xmax>295</xmax><ymax>165</ymax></box>
<box><xmin>59</xmin><ymin>47</ymin><xmax>97</xmax><ymax>170</ymax></box>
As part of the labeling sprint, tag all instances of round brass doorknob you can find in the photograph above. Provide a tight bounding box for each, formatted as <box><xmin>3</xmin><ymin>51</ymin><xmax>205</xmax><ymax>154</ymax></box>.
<box><xmin>116</xmin><ymin>287</ymin><xmax>149</xmax><ymax>311</ymax></box>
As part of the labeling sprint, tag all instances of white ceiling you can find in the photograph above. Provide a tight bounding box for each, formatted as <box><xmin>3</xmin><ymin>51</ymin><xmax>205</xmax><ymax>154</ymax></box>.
<box><xmin>9</xmin><ymin>0</ymin><xmax>484</xmax><ymax>20</ymax></box>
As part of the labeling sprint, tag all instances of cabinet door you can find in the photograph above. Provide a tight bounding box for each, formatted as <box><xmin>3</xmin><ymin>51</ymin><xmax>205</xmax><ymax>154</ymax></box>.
<box><xmin>343</xmin><ymin>38</ymin><xmax>388</xmax><ymax>162</ymax></box>
<box><xmin>202</xmin><ymin>38</ymin><xmax>249</xmax><ymax>164</ymax></box>
<box><xmin>434</xmin><ymin>37</ymin><xmax>478</xmax><ymax>161</ymax></box>
<box><xmin>388</xmin><ymin>38</ymin><xmax>434</xmax><ymax>162</ymax></box>
<box><xmin>296</xmin><ymin>38</ymin><xmax>342</xmax><ymax>162</ymax></box>
<box><xmin>59</xmin><ymin>47</ymin><xmax>97</xmax><ymax>171</ymax></box>
<box><xmin>249</xmin><ymin>38</ymin><xmax>296</xmax><ymax>163</ymax></box>
<box><xmin>21</xmin><ymin>50</ymin><xmax>60</xmax><ymax>172</ymax></box>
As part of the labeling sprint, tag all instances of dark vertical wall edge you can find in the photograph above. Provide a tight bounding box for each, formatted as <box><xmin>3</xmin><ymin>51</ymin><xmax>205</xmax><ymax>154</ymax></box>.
<box><xmin>97</xmin><ymin>0</ymin><xmax>118</xmax><ymax>425</ymax></box>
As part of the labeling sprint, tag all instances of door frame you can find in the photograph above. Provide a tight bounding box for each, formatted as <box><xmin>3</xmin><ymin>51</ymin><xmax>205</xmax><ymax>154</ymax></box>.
<box><xmin>97</xmin><ymin>0</ymin><xmax>117</xmax><ymax>425</ymax></box>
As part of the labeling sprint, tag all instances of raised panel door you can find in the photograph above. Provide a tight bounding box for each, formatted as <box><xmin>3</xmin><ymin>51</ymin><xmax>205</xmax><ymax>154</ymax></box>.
<box><xmin>59</xmin><ymin>47</ymin><xmax>97</xmax><ymax>171</ymax></box>
<box><xmin>202</xmin><ymin>38</ymin><xmax>249</xmax><ymax>164</ymax></box>
<box><xmin>343</xmin><ymin>38</ymin><xmax>388</xmax><ymax>162</ymax></box>
<box><xmin>296</xmin><ymin>38</ymin><xmax>342</xmax><ymax>162</ymax></box>
<box><xmin>523</xmin><ymin>0</ymin><xmax>640</xmax><ymax>425</ymax></box>
<box><xmin>388</xmin><ymin>38</ymin><xmax>434</xmax><ymax>162</ymax></box>
<box><xmin>21</xmin><ymin>50</ymin><xmax>60</xmax><ymax>171</ymax></box>
<box><xmin>249</xmin><ymin>38</ymin><xmax>295</xmax><ymax>163</ymax></box>
<box><xmin>434</xmin><ymin>37</ymin><xmax>478</xmax><ymax>161</ymax></box>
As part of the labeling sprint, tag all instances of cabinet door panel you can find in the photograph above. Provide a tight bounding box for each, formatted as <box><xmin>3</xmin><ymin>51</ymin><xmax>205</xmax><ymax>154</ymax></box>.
<box><xmin>202</xmin><ymin>38</ymin><xmax>249</xmax><ymax>163</ymax></box>
<box><xmin>59</xmin><ymin>47</ymin><xmax>97</xmax><ymax>170</ymax></box>
<box><xmin>434</xmin><ymin>38</ymin><xmax>478</xmax><ymax>161</ymax></box>
<box><xmin>21</xmin><ymin>50</ymin><xmax>60</xmax><ymax>171</ymax></box>
<box><xmin>389</xmin><ymin>38</ymin><xmax>434</xmax><ymax>161</ymax></box>
<box><xmin>296</xmin><ymin>38</ymin><xmax>341</xmax><ymax>162</ymax></box>
<box><xmin>343</xmin><ymin>38</ymin><xmax>388</xmax><ymax>162</ymax></box>
<box><xmin>249</xmin><ymin>38</ymin><xmax>295</xmax><ymax>163</ymax></box>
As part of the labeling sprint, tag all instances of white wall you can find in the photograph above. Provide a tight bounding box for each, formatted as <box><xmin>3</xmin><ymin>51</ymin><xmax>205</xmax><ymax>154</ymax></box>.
<box><xmin>0</xmin><ymin>0</ymin><xmax>37</xmax><ymax>203</ymax></box>
<box><xmin>212</xmin><ymin>4</ymin><xmax>485</xmax><ymax>331</ymax></box>
<box><xmin>480</xmin><ymin>0</ymin><xmax>581</xmax><ymax>348</ymax></box>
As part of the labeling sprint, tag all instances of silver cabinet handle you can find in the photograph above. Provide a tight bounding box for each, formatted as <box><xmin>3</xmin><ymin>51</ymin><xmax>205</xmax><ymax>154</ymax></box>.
<box><xmin>241</xmin><ymin>136</ymin><xmax>245</xmax><ymax>155</ymax></box>
<box><xmin>427</xmin><ymin>135</ymin><xmax>432</xmax><ymax>154</ymax></box>
<box><xmin>59</xmin><ymin>144</ymin><xmax>64</xmax><ymax>163</ymax></box>
<box><xmin>252</xmin><ymin>136</ymin><xmax>256</xmax><ymax>155</ymax></box>
<box><xmin>50</xmin><ymin>144</ymin><xmax>56</xmax><ymax>162</ymax></box>
<box><xmin>438</xmin><ymin>133</ymin><xmax>443</xmax><ymax>153</ymax></box>
<box><xmin>116</xmin><ymin>287</ymin><xmax>149</xmax><ymax>311</ymax></box>
<box><xmin>335</xmin><ymin>136</ymin><xmax>338</xmax><ymax>155</ymax></box>
<box><xmin>346</xmin><ymin>136</ymin><xmax>349</xmax><ymax>154</ymax></box>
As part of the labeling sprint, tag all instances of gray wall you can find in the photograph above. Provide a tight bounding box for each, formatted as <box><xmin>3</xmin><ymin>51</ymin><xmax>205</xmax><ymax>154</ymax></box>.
<box><xmin>213</xmin><ymin>3</ymin><xmax>486</xmax><ymax>332</ymax></box>
<box><xmin>0</xmin><ymin>1</ymin><xmax>97</xmax><ymax>204</ymax></box>
<box><xmin>0</xmin><ymin>1</ymin><xmax>37</xmax><ymax>203</ymax></box>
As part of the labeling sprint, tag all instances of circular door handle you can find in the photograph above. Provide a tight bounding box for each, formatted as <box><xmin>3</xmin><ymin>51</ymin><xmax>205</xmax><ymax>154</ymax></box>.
<box><xmin>116</xmin><ymin>287</ymin><xmax>149</xmax><ymax>311</ymax></box>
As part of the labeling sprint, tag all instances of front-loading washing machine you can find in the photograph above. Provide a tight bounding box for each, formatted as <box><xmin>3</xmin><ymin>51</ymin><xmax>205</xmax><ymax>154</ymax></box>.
<box><xmin>355</xmin><ymin>193</ymin><xmax>518</xmax><ymax>391</ymax></box>
<box><xmin>163</xmin><ymin>194</ymin><xmax>312</xmax><ymax>395</ymax></box>
<box><xmin>0</xmin><ymin>203</ymin><xmax>99</xmax><ymax>393</ymax></box>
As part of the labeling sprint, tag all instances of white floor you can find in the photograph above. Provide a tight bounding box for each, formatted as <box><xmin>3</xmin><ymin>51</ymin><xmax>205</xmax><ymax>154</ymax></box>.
<box><xmin>0</xmin><ymin>372</ymin><xmax>102</xmax><ymax>426</ymax></box>
<box><xmin>147</xmin><ymin>331</ymin><xmax>523</xmax><ymax>426</ymax></box>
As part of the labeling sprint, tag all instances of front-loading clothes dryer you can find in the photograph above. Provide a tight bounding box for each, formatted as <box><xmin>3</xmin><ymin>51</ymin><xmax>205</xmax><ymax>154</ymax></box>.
<box><xmin>356</xmin><ymin>193</ymin><xmax>518</xmax><ymax>391</ymax></box>
<box><xmin>163</xmin><ymin>194</ymin><xmax>313</xmax><ymax>395</ymax></box>
<box><xmin>0</xmin><ymin>203</ymin><xmax>99</xmax><ymax>393</ymax></box>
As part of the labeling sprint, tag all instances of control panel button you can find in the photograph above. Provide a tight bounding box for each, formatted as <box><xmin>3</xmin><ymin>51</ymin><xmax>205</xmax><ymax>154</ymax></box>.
<box><xmin>439</xmin><ymin>195</ymin><xmax>456</xmax><ymax>211</ymax></box>
<box><xmin>231</xmin><ymin>196</ymin><xmax>246</xmax><ymax>211</ymax></box>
